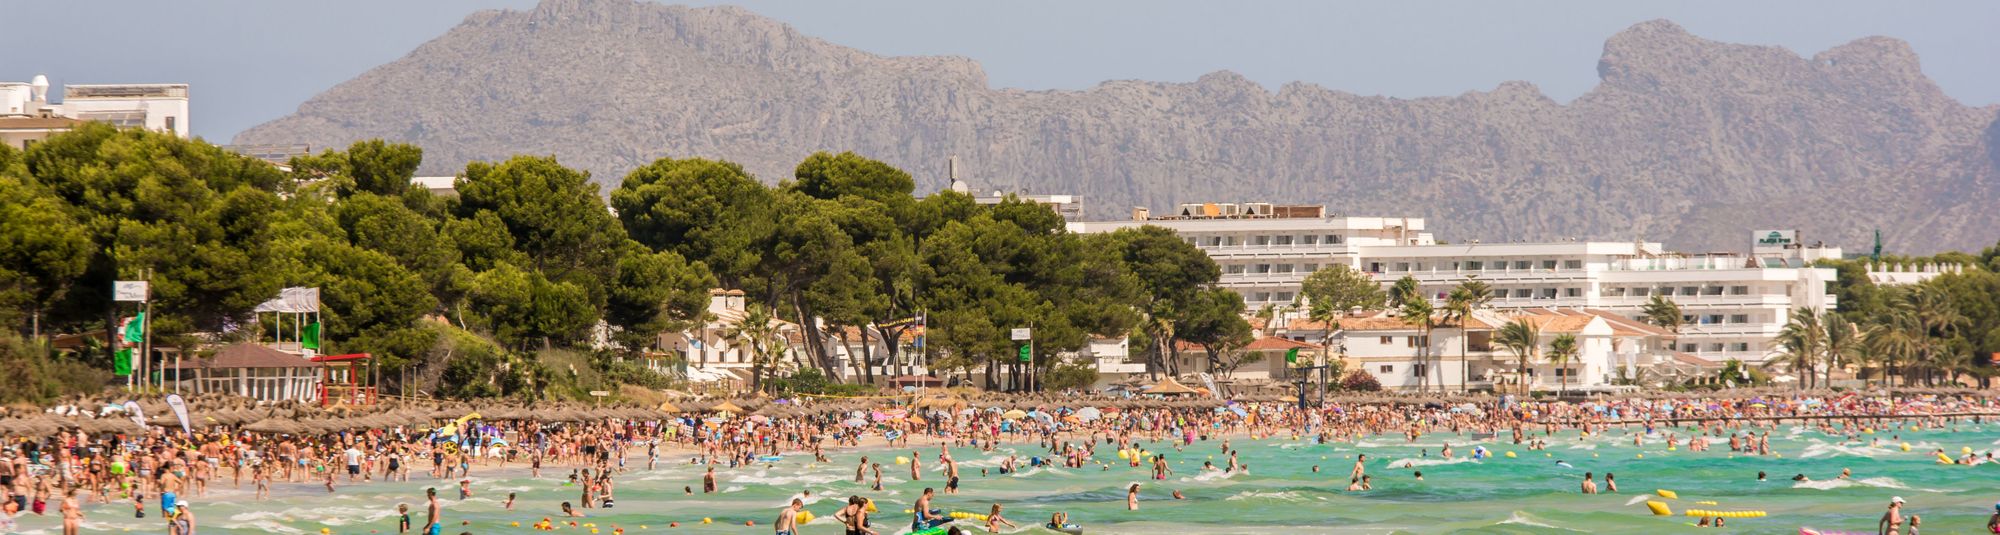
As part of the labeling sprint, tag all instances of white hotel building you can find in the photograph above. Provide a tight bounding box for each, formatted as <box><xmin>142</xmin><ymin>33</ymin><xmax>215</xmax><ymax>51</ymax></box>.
<box><xmin>1068</xmin><ymin>203</ymin><xmax>1840</xmax><ymax>365</ymax></box>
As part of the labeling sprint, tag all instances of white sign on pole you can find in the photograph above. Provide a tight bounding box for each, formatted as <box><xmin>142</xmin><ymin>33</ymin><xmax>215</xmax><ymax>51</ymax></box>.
<box><xmin>1010</xmin><ymin>328</ymin><xmax>1032</xmax><ymax>341</ymax></box>
<box><xmin>113</xmin><ymin>281</ymin><xmax>149</xmax><ymax>302</ymax></box>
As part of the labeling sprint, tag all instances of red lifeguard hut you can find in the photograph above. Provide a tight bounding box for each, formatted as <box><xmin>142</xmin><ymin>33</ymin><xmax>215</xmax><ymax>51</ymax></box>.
<box><xmin>311</xmin><ymin>353</ymin><xmax>377</xmax><ymax>407</ymax></box>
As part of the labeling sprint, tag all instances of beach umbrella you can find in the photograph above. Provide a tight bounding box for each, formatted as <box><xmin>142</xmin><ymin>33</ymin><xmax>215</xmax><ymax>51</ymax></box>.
<box><xmin>842</xmin><ymin>417</ymin><xmax>867</xmax><ymax>427</ymax></box>
<box><xmin>1073</xmin><ymin>407</ymin><xmax>1102</xmax><ymax>422</ymax></box>
<box><xmin>1001</xmin><ymin>409</ymin><xmax>1027</xmax><ymax>420</ymax></box>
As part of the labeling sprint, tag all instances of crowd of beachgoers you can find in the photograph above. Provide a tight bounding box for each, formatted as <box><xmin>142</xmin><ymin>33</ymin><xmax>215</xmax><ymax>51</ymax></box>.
<box><xmin>2</xmin><ymin>387</ymin><xmax>1996</xmax><ymax>534</ymax></box>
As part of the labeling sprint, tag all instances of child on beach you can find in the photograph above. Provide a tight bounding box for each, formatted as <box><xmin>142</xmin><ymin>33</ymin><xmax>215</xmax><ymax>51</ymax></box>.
<box><xmin>397</xmin><ymin>503</ymin><xmax>411</xmax><ymax>534</ymax></box>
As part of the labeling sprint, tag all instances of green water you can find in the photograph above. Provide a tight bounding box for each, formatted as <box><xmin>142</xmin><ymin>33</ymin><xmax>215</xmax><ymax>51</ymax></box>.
<box><xmin>21</xmin><ymin>424</ymin><xmax>2000</xmax><ymax>534</ymax></box>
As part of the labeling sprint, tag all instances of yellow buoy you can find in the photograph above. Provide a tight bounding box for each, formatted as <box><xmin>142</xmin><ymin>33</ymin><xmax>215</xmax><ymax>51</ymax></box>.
<box><xmin>1646</xmin><ymin>501</ymin><xmax>1673</xmax><ymax>516</ymax></box>
<box><xmin>1900</xmin><ymin>442</ymin><xmax>1911</xmax><ymax>452</ymax></box>
<box><xmin>1963</xmin><ymin>447</ymin><xmax>1974</xmax><ymax>454</ymax></box>
<box><xmin>896</xmin><ymin>456</ymin><xmax>910</xmax><ymax>464</ymax></box>
<box><xmin>701</xmin><ymin>518</ymin><xmax>712</xmax><ymax>524</ymax></box>
<box><xmin>1655</xmin><ymin>489</ymin><xmax>1678</xmax><ymax>499</ymax></box>
<box><xmin>1636</xmin><ymin>454</ymin><xmax>1645</xmax><ymax>459</ymax></box>
<box><xmin>1504</xmin><ymin>451</ymin><xmax>1516</xmax><ymax>458</ymax></box>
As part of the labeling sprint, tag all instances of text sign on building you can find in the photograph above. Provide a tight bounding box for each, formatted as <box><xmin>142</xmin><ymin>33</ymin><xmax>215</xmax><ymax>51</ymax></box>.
<box><xmin>1752</xmin><ymin>229</ymin><xmax>1797</xmax><ymax>252</ymax></box>
<box><xmin>1010</xmin><ymin>328</ymin><xmax>1032</xmax><ymax>341</ymax></box>
<box><xmin>113</xmin><ymin>281</ymin><xmax>149</xmax><ymax>302</ymax></box>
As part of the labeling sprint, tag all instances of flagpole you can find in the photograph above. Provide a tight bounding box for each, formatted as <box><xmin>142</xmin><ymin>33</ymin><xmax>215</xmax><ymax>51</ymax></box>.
<box><xmin>141</xmin><ymin>268</ymin><xmax>154</xmax><ymax>392</ymax></box>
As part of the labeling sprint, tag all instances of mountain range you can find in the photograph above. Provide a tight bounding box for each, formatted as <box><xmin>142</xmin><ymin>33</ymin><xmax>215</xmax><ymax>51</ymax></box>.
<box><xmin>234</xmin><ymin>0</ymin><xmax>2000</xmax><ymax>253</ymax></box>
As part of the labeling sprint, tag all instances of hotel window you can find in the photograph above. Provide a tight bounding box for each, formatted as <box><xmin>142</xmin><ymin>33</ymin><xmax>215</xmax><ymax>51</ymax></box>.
<box><xmin>1254</xmin><ymin>264</ymin><xmax>1272</xmax><ymax>274</ymax></box>
<box><xmin>1606</xmin><ymin>287</ymin><xmax>1626</xmax><ymax>297</ymax></box>
<box><xmin>1564</xmin><ymin>259</ymin><xmax>1583</xmax><ymax>269</ymax></box>
<box><xmin>1380</xmin><ymin>336</ymin><xmax>1393</xmax><ymax>345</ymax></box>
<box><xmin>1631</xmin><ymin>287</ymin><xmax>1649</xmax><ymax>297</ymax></box>
<box><xmin>1275</xmin><ymin>264</ymin><xmax>1294</xmax><ymax>273</ymax></box>
<box><xmin>1554</xmin><ymin>368</ymin><xmax>1573</xmax><ymax>378</ymax></box>
<box><xmin>1184</xmin><ymin>238</ymin><xmax>1197</xmax><ymax>246</ymax></box>
<box><xmin>1703</xmin><ymin>286</ymin><xmax>1724</xmax><ymax>296</ymax></box>
<box><xmin>1411</xmin><ymin>364</ymin><xmax>1428</xmax><ymax>376</ymax></box>
<box><xmin>1729</xmin><ymin>286</ymin><xmax>1749</xmax><ymax>295</ymax></box>
<box><xmin>1512</xmin><ymin>289</ymin><xmax>1531</xmax><ymax>298</ymax></box>
<box><xmin>1466</xmin><ymin>261</ymin><xmax>1484</xmax><ymax>270</ymax></box>
<box><xmin>1325</xmin><ymin>234</ymin><xmax>1343</xmax><ymax>244</ymax></box>
<box><xmin>1682</xmin><ymin>343</ymin><xmax>1699</xmax><ymax>352</ymax></box>
<box><xmin>1225</xmin><ymin>265</ymin><xmax>1244</xmax><ymax>275</ymax></box>
<box><xmin>1207</xmin><ymin>237</ymin><xmax>1224</xmax><ymax>247</ymax></box>
<box><xmin>1415</xmin><ymin>262</ymin><xmax>1427</xmax><ymax>271</ymax></box>
<box><xmin>1681</xmin><ymin>314</ymin><xmax>1696</xmax><ymax>324</ymax></box>
<box><xmin>1538</xmin><ymin>288</ymin><xmax>1557</xmax><ymax>299</ymax></box>
<box><xmin>1301</xmin><ymin>235</ymin><xmax>1318</xmax><ymax>245</ymax></box>
<box><xmin>1707</xmin><ymin>343</ymin><xmax>1725</xmax><ymax>352</ymax></box>
<box><xmin>1680</xmin><ymin>286</ymin><xmax>1699</xmax><ymax>296</ymax></box>
<box><xmin>1252</xmin><ymin>235</ymin><xmax>1270</xmax><ymax>246</ymax></box>
<box><xmin>1541</xmin><ymin>260</ymin><xmax>1558</xmax><ymax>270</ymax></box>
<box><xmin>1253</xmin><ymin>292</ymin><xmax>1271</xmax><ymax>302</ymax></box>
<box><xmin>1223</xmin><ymin>236</ymin><xmax>1238</xmax><ymax>246</ymax></box>
<box><xmin>165</xmin><ymin>116</ymin><xmax>177</xmax><ymax>135</ymax></box>
<box><xmin>1657</xmin><ymin>287</ymin><xmax>1675</xmax><ymax>296</ymax></box>
<box><xmin>1395</xmin><ymin>262</ymin><xmax>1411</xmax><ymax>272</ymax></box>
<box><xmin>1302</xmin><ymin>263</ymin><xmax>1319</xmax><ymax>272</ymax></box>
<box><xmin>1513</xmin><ymin>260</ymin><xmax>1531</xmax><ymax>270</ymax></box>
<box><xmin>1729</xmin><ymin>314</ymin><xmax>1748</xmax><ymax>324</ymax></box>
<box><xmin>1379</xmin><ymin>365</ymin><xmax>1394</xmax><ymax>373</ymax></box>
<box><xmin>1564</xmin><ymin>288</ymin><xmax>1581</xmax><ymax>298</ymax></box>
<box><xmin>1368</xmin><ymin>262</ymin><xmax>1383</xmax><ymax>273</ymax></box>
<box><xmin>1276</xmin><ymin>292</ymin><xmax>1294</xmax><ymax>302</ymax></box>
<box><xmin>1705</xmin><ymin>314</ymin><xmax>1723</xmax><ymax>324</ymax></box>
<box><xmin>1274</xmin><ymin>235</ymin><xmax>1293</xmax><ymax>245</ymax></box>
<box><xmin>1407</xmin><ymin>336</ymin><xmax>1419</xmax><ymax>348</ymax></box>
<box><xmin>1731</xmin><ymin>342</ymin><xmax>1750</xmax><ymax>352</ymax></box>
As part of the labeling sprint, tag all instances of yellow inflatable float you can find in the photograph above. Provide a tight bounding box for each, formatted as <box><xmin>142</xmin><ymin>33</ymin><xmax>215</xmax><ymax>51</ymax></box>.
<box><xmin>1655</xmin><ymin>489</ymin><xmax>1679</xmax><ymax>499</ymax></box>
<box><xmin>1684</xmin><ymin>509</ymin><xmax>1767</xmax><ymax>518</ymax></box>
<box><xmin>1645</xmin><ymin>501</ymin><xmax>1673</xmax><ymax>516</ymax></box>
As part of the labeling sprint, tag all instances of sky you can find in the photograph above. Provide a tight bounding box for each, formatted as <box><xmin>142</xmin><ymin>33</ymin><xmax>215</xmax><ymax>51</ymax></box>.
<box><xmin>6</xmin><ymin>0</ymin><xmax>1996</xmax><ymax>141</ymax></box>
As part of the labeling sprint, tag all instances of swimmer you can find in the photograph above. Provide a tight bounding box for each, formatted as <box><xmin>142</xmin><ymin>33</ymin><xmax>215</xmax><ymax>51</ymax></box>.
<box><xmin>1127</xmin><ymin>484</ymin><xmax>1140</xmax><ymax>511</ymax></box>
<box><xmin>1581</xmin><ymin>472</ymin><xmax>1597</xmax><ymax>494</ymax></box>
<box><xmin>1414</xmin><ymin>471</ymin><xmax>1424</xmax><ymax>481</ymax></box>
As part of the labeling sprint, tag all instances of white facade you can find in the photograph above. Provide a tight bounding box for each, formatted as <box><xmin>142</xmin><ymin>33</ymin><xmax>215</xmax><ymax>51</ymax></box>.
<box><xmin>2</xmin><ymin>74</ymin><xmax>190</xmax><ymax>143</ymax></box>
<box><xmin>1070</xmin><ymin>204</ymin><xmax>1840</xmax><ymax>365</ymax></box>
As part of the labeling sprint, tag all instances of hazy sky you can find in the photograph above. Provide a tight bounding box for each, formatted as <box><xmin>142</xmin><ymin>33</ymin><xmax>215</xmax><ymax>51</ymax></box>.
<box><xmin>7</xmin><ymin>0</ymin><xmax>1996</xmax><ymax>141</ymax></box>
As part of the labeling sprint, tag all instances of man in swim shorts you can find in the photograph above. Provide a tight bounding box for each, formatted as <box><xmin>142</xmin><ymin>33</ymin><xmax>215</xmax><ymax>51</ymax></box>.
<box><xmin>423</xmin><ymin>487</ymin><xmax>443</xmax><ymax>535</ymax></box>
<box><xmin>775</xmin><ymin>497</ymin><xmax>803</xmax><ymax>535</ymax></box>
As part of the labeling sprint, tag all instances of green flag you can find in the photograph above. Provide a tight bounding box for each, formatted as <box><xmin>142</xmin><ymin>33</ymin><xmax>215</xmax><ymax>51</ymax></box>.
<box><xmin>302</xmin><ymin>322</ymin><xmax>321</xmax><ymax>350</ymax></box>
<box><xmin>1285</xmin><ymin>348</ymin><xmax>1299</xmax><ymax>364</ymax></box>
<box><xmin>1018</xmin><ymin>344</ymin><xmax>1031</xmax><ymax>363</ymax></box>
<box><xmin>122</xmin><ymin>312</ymin><xmax>145</xmax><ymax>343</ymax></box>
<box><xmin>114</xmin><ymin>348</ymin><xmax>133</xmax><ymax>376</ymax></box>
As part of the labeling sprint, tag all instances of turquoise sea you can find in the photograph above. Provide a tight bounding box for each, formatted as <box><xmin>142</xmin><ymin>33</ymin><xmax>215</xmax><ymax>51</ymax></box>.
<box><xmin>18</xmin><ymin>423</ymin><xmax>2000</xmax><ymax>534</ymax></box>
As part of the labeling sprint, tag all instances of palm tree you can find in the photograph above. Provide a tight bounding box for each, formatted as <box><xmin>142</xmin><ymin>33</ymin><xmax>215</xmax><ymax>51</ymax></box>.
<box><xmin>1446</xmin><ymin>279</ymin><xmax>1493</xmax><ymax>393</ymax></box>
<box><xmin>1495</xmin><ymin>319</ymin><xmax>1541</xmax><ymax>395</ymax></box>
<box><xmin>1866</xmin><ymin>311</ymin><xmax>1921</xmax><ymax>388</ymax></box>
<box><xmin>1546</xmin><ymin>333</ymin><xmax>1579</xmax><ymax>398</ymax></box>
<box><xmin>1775</xmin><ymin>307</ymin><xmax>1825</xmax><ymax>389</ymax></box>
<box><xmin>1388</xmin><ymin>275</ymin><xmax>1421</xmax><ymax>308</ymax></box>
<box><xmin>1822</xmin><ymin>314</ymin><xmax>1860</xmax><ymax>388</ymax></box>
<box><xmin>1399</xmin><ymin>298</ymin><xmax>1437</xmax><ymax>393</ymax></box>
<box><xmin>723</xmin><ymin>304</ymin><xmax>781</xmax><ymax>394</ymax></box>
<box><xmin>1909</xmin><ymin>287</ymin><xmax>1966</xmax><ymax>386</ymax></box>
<box><xmin>1641</xmin><ymin>295</ymin><xmax>1683</xmax><ymax>334</ymax></box>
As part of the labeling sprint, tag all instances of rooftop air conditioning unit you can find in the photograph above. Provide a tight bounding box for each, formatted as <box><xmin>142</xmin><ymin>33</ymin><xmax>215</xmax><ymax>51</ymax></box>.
<box><xmin>1217</xmin><ymin>203</ymin><xmax>1240</xmax><ymax>217</ymax></box>
<box><xmin>1244</xmin><ymin>203</ymin><xmax>1273</xmax><ymax>216</ymax></box>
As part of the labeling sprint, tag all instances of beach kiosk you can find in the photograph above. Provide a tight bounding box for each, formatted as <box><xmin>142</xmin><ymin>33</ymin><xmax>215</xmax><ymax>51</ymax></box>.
<box><xmin>175</xmin><ymin>342</ymin><xmax>322</xmax><ymax>402</ymax></box>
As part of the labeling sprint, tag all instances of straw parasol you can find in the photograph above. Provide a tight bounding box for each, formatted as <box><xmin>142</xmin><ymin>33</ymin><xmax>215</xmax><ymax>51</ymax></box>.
<box><xmin>710</xmin><ymin>401</ymin><xmax>745</xmax><ymax>414</ymax></box>
<box><xmin>1144</xmin><ymin>377</ymin><xmax>1200</xmax><ymax>396</ymax></box>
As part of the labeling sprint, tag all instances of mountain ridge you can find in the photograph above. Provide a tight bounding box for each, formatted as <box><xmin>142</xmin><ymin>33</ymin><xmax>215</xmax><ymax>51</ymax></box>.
<box><xmin>236</xmin><ymin>0</ymin><xmax>2000</xmax><ymax>253</ymax></box>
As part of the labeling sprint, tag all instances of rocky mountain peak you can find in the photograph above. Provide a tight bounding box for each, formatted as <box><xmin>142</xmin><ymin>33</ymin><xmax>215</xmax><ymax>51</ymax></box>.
<box><xmin>236</xmin><ymin>8</ymin><xmax>2000</xmax><ymax>253</ymax></box>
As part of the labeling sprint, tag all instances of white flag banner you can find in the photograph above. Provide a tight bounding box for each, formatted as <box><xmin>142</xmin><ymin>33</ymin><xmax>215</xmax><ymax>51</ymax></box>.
<box><xmin>123</xmin><ymin>401</ymin><xmax>147</xmax><ymax>429</ymax></box>
<box><xmin>252</xmin><ymin>287</ymin><xmax>321</xmax><ymax>313</ymax></box>
<box><xmin>165</xmin><ymin>394</ymin><xmax>192</xmax><ymax>436</ymax></box>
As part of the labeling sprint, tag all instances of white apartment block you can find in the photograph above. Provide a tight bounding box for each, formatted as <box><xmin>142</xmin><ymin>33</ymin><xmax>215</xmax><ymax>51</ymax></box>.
<box><xmin>1</xmin><ymin>74</ymin><xmax>189</xmax><ymax>149</ymax></box>
<box><xmin>1069</xmin><ymin>204</ymin><xmax>1840</xmax><ymax>365</ymax></box>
